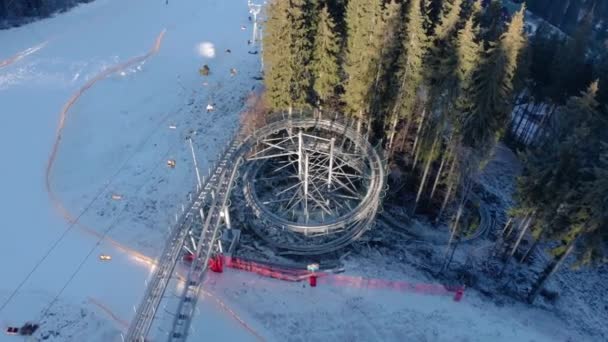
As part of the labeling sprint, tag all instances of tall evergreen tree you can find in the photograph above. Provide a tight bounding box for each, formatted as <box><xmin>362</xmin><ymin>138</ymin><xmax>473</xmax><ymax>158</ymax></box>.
<box><xmin>264</xmin><ymin>0</ymin><xmax>294</xmax><ymax>111</ymax></box>
<box><xmin>433</xmin><ymin>0</ymin><xmax>463</xmax><ymax>42</ymax></box>
<box><xmin>516</xmin><ymin>82</ymin><xmax>608</xmax><ymax>301</ymax></box>
<box><xmin>263</xmin><ymin>0</ymin><xmax>317</xmax><ymax>113</ymax></box>
<box><xmin>370</xmin><ymin>0</ymin><xmax>403</xmax><ymax>116</ymax></box>
<box><xmin>289</xmin><ymin>0</ymin><xmax>315</xmax><ymax>109</ymax></box>
<box><xmin>342</xmin><ymin>0</ymin><xmax>384</xmax><ymax>122</ymax></box>
<box><xmin>461</xmin><ymin>6</ymin><xmax>526</xmax><ymax>157</ymax></box>
<box><xmin>386</xmin><ymin>0</ymin><xmax>429</xmax><ymax>150</ymax></box>
<box><xmin>311</xmin><ymin>5</ymin><xmax>340</xmax><ymax>110</ymax></box>
<box><xmin>549</xmin><ymin>11</ymin><xmax>594</xmax><ymax>104</ymax></box>
<box><xmin>480</xmin><ymin>0</ymin><xmax>503</xmax><ymax>45</ymax></box>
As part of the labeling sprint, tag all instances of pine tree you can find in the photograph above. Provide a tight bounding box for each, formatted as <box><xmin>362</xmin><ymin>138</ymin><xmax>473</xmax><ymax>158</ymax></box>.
<box><xmin>425</xmin><ymin>0</ymin><xmax>466</xmax><ymax>112</ymax></box>
<box><xmin>433</xmin><ymin>0</ymin><xmax>463</xmax><ymax>42</ymax></box>
<box><xmin>264</xmin><ymin>0</ymin><xmax>294</xmax><ymax>111</ymax></box>
<box><xmin>549</xmin><ymin>12</ymin><xmax>594</xmax><ymax>104</ymax></box>
<box><xmin>480</xmin><ymin>0</ymin><xmax>503</xmax><ymax>45</ymax></box>
<box><xmin>516</xmin><ymin>82</ymin><xmax>608</xmax><ymax>302</ymax></box>
<box><xmin>311</xmin><ymin>5</ymin><xmax>340</xmax><ymax>110</ymax></box>
<box><xmin>386</xmin><ymin>0</ymin><xmax>428</xmax><ymax>150</ymax></box>
<box><xmin>369</xmin><ymin>0</ymin><xmax>402</xmax><ymax>116</ymax></box>
<box><xmin>430</xmin><ymin>15</ymin><xmax>482</xmax><ymax>205</ymax></box>
<box><xmin>289</xmin><ymin>0</ymin><xmax>315</xmax><ymax>109</ymax></box>
<box><xmin>342</xmin><ymin>0</ymin><xmax>384</xmax><ymax>122</ymax></box>
<box><xmin>263</xmin><ymin>0</ymin><xmax>317</xmax><ymax>113</ymax></box>
<box><xmin>461</xmin><ymin>6</ymin><xmax>526</xmax><ymax>157</ymax></box>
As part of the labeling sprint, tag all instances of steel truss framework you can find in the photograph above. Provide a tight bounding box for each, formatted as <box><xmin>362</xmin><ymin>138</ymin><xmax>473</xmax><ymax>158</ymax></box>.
<box><xmin>126</xmin><ymin>112</ymin><xmax>386</xmax><ymax>342</ymax></box>
<box><xmin>241</xmin><ymin>112</ymin><xmax>387</xmax><ymax>254</ymax></box>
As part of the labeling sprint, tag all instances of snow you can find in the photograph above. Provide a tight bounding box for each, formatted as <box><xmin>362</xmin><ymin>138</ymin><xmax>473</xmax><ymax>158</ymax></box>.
<box><xmin>200</xmin><ymin>257</ymin><xmax>588</xmax><ymax>342</ymax></box>
<box><xmin>0</xmin><ymin>1</ymin><xmax>604</xmax><ymax>342</ymax></box>
<box><xmin>0</xmin><ymin>0</ymin><xmax>260</xmax><ymax>340</ymax></box>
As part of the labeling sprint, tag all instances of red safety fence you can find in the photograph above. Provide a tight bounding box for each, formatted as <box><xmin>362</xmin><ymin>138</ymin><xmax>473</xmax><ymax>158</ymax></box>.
<box><xmin>222</xmin><ymin>256</ymin><xmax>309</xmax><ymax>282</ymax></box>
<box><xmin>205</xmin><ymin>255</ymin><xmax>465</xmax><ymax>301</ymax></box>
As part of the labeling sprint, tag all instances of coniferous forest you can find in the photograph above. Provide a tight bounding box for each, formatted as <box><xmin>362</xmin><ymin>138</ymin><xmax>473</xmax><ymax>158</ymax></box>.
<box><xmin>0</xmin><ymin>0</ymin><xmax>94</xmax><ymax>28</ymax></box>
<box><xmin>263</xmin><ymin>0</ymin><xmax>608</xmax><ymax>302</ymax></box>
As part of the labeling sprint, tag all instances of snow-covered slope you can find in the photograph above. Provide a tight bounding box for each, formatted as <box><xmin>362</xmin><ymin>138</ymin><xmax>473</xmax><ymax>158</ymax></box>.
<box><xmin>0</xmin><ymin>1</ymin><xmax>604</xmax><ymax>342</ymax></box>
<box><xmin>0</xmin><ymin>0</ymin><xmax>260</xmax><ymax>341</ymax></box>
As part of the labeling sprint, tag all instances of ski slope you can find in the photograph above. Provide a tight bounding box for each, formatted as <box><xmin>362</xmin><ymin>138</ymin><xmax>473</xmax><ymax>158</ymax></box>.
<box><xmin>0</xmin><ymin>0</ymin><xmax>260</xmax><ymax>341</ymax></box>
<box><xmin>0</xmin><ymin>1</ymin><xmax>601</xmax><ymax>342</ymax></box>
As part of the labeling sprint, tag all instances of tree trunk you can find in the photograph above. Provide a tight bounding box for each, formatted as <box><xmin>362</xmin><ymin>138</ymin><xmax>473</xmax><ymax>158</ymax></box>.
<box><xmin>528</xmin><ymin>242</ymin><xmax>575</xmax><ymax>303</ymax></box>
<box><xmin>501</xmin><ymin>217</ymin><xmax>513</xmax><ymax>236</ymax></box>
<box><xmin>500</xmin><ymin>213</ymin><xmax>534</xmax><ymax>275</ymax></box>
<box><xmin>411</xmin><ymin>107</ymin><xmax>427</xmax><ymax>157</ymax></box>
<box><xmin>441</xmin><ymin>182</ymin><xmax>470</xmax><ymax>272</ymax></box>
<box><xmin>387</xmin><ymin>115</ymin><xmax>398</xmax><ymax>152</ymax></box>
<box><xmin>414</xmin><ymin>132</ymin><xmax>440</xmax><ymax>210</ymax></box>
<box><xmin>520</xmin><ymin>236</ymin><xmax>540</xmax><ymax>264</ymax></box>
<box><xmin>399</xmin><ymin>117</ymin><xmax>413</xmax><ymax>153</ymax></box>
<box><xmin>508</xmin><ymin>214</ymin><xmax>533</xmax><ymax>258</ymax></box>
<box><xmin>412</xmin><ymin>137</ymin><xmax>422</xmax><ymax>170</ymax></box>
<box><xmin>437</xmin><ymin>155</ymin><xmax>458</xmax><ymax>221</ymax></box>
<box><xmin>365</xmin><ymin>116</ymin><xmax>373</xmax><ymax>142</ymax></box>
<box><xmin>429</xmin><ymin>147</ymin><xmax>450</xmax><ymax>201</ymax></box>
<box><xmin>444</xmin><ymin>236</ymin><xmax>462</xmax><ymax>271</ymax></box>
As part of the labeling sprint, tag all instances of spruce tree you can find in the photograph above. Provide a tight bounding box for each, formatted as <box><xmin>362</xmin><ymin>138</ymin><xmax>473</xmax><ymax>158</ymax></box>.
<box><xmin>549</xmin><ymin>12</ymin><xmax>594</xmax><ymax>104</ymax></box>
<box><xmin>480</xmin><ymin>0</ymin><xmax>503</xmax><ymax>45</ymax></box>
<box><xmin>289</xmin><ymin>0</ymin><xmax>315</xmax><ymax>110</ymax></box>
<box><xmin>370</xmin><ymin>0</ymin><xmax>403</xmax><ymax>116</ymax></box>
<box><xmin>386</xmin><ymin>0</ymin><xmax>429</xmax><ymax>150</ymax></box>
<box><xmin>433</xmin><ymin>0</ymin><xmax>463</xmax><ymax>42</ymax></box>
<box><xmin>516</xmin><ymin>82</ymin><xmax>608</xmax><ymax>301</ymax></box>
<box><xmin>264</xmin><ymin>0</ymin><xmax>294</xmax><ymax>111</ymax></box>
<box><xmin>426</xmin><ymin>0</ymin><xmax>464</xmax><ymax>108</ymax></box>
<box><xmin>342</xmin><ymin>0</ymin><xmax>384</xmax><ymax>120</ymax></box>
<box><xmin>461</xmin><ymin>6</ymin><xmax>526</xmax><ymax>157</ymax></box>
<box><xmin>263</xmin><ymin>0</ymin><xmax>317</xmax><ymax>113</ymax></box>
<box><xmin>311</xmin><ymin>5</ymin><xmax>340</xmax><ymax>110</ymax></box>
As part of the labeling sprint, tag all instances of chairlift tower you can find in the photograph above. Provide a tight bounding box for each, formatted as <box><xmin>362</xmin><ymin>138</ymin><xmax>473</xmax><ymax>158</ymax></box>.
<box><xmin>248</xmin><ymin>0</ymin><xmax>263</xmax><ymax>45</ymax></box>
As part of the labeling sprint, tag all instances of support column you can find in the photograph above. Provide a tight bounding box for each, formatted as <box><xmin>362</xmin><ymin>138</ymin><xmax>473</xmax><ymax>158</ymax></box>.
<box><xmin>327</xmin><ymin>137</ymin><xmax>334</xmax><ymax>188</ymax></box>
<box><xmin>223</xmin><ymin>206</ymin><xmax>231</xmax><ymax>229</ymax></box>
<box><xmin>304</xmin><ymin>153</ymin><xmax>309</xmax><ymax>223</ymax></box>
<box><xmin>188</xmin><ymin>138</ymin><xmax>202</xmax><ymax>190</ymax></box>
<box><xmin>298</xmin><ymin>131</ymin><xmax>303</xmax><ymax>177</ymax></box>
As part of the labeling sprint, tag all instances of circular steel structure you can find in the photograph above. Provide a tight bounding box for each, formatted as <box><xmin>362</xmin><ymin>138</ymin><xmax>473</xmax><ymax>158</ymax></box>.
<box><xmin>234</xmin><ymin>113</ymin><xmax>386</xmax><ymax>254</ymax></box>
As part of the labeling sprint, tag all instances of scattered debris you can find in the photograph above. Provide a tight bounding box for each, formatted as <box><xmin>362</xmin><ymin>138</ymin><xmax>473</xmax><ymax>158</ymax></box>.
<box><xmin>18</xmin><ymin>323</ymin><xmax>39</xmax><ymax>336</ymax></box>
<box><xmin>99</xmin><ymin>254</ymin><xmax>112</xmax><ymax>261</ymax></box>
<box><xmin>199</xmin><ymin>64</ymin><xmax>210</xmax><ymax>76</ymax></box>
<box><xmin>5</xmin><ymin>327</ymin><xmax>18</xmax><ymax>335</ymax></box>
<box><xmin>167</xmin><ymin>159</ymin><xmax>176</xmax><ymax>168</ymax></box>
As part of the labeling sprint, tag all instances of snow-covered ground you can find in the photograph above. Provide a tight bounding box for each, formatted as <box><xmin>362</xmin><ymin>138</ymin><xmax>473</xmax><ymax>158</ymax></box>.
<box><xmin>1</xmin><ymin>0</ymin><xmax>260</xmax><ymax>341</ymax></box>
<box><xmin>1</xmin><ymin>1</ymin><xmax>605</xmax><ymax>342</ymax></box>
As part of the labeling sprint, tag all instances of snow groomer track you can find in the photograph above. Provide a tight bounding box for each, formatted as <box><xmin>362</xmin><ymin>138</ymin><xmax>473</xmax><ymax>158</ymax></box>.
<box><xmin>126</xmin><ymin>112</ymin><xmax>386</xmax><ymax>342</ymax></box>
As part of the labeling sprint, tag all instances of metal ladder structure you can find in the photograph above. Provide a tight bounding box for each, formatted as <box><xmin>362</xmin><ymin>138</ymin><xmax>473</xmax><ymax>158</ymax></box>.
<box><xmin>125</xmin><ymin>138</ymin><xmax>243</xmax><ymax>342</ymax></box>
<box><xmin>167</xmin><ymin>142</ymin><xmax>242</xmax><ymax>341</ymax></box>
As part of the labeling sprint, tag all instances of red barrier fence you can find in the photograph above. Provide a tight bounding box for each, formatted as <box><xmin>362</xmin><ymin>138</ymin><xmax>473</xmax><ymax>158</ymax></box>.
<box><xmin>206</xmin><ymin>255</ymin><xmax>465</xmax><ymax>301</ymax></box>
